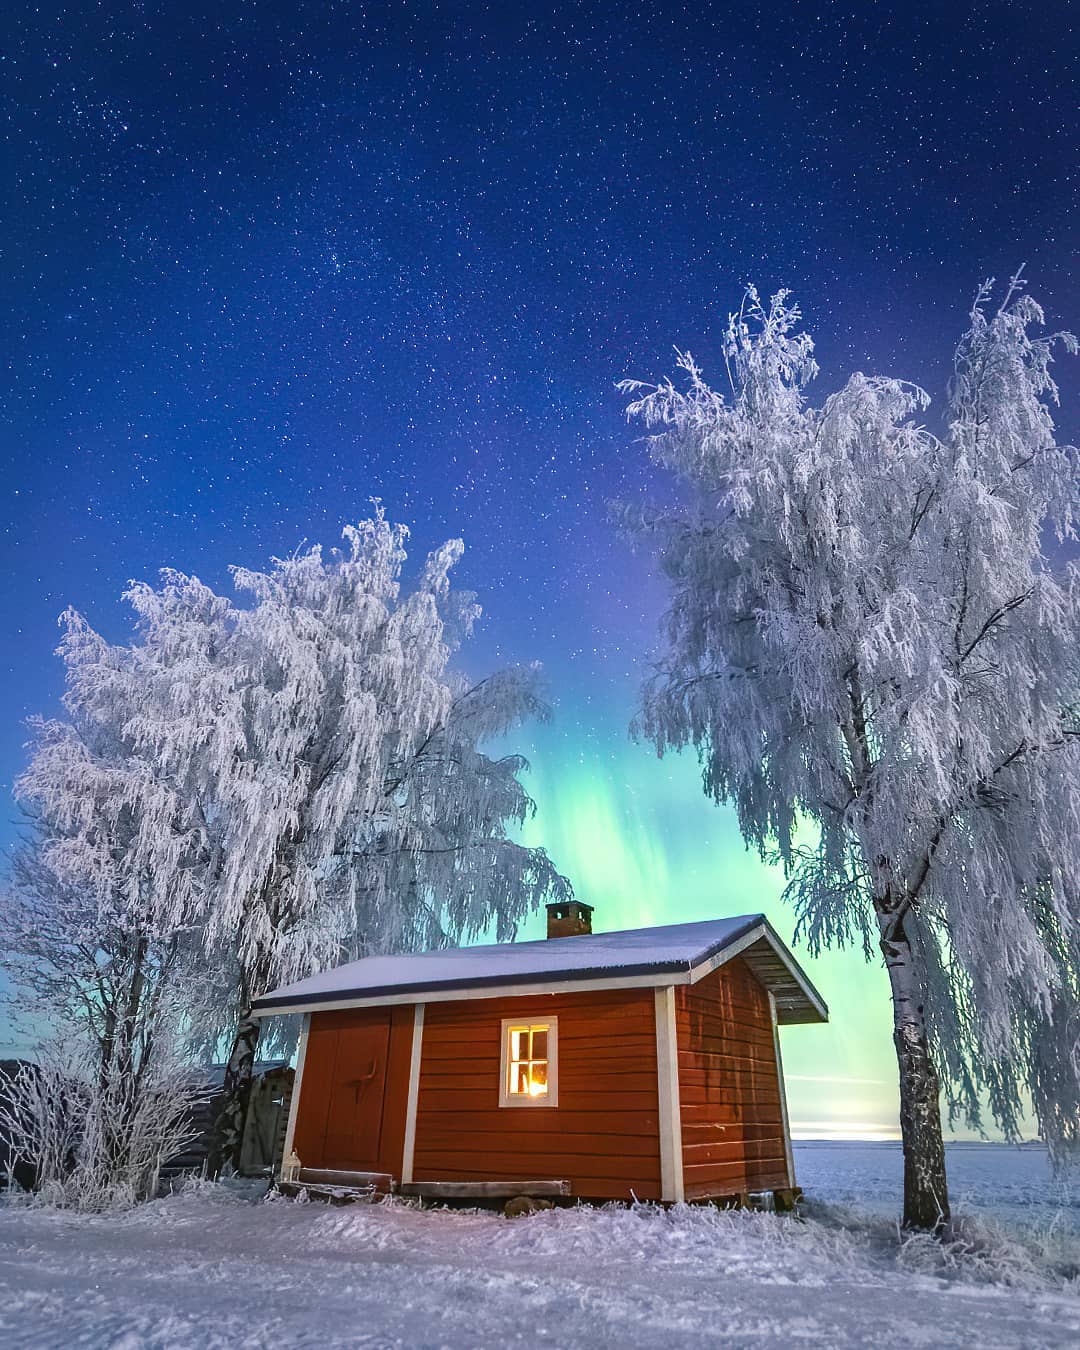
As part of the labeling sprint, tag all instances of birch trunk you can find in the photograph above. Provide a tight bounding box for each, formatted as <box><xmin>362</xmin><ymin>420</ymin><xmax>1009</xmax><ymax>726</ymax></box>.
<box><xmin>207</xmin><ymin>1013</ymin><xmax>260</xmax><ymax>1177</ymax></box>
<box><xmin>879</xmin><ymin>917</ymin><xmax>950</xmax><ymax>1230</ymax></box>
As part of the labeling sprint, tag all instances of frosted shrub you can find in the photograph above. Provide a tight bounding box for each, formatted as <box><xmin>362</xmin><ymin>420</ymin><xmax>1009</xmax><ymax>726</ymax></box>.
<box><xmin>0</xmin><ymin>1038</ymin><xmax>209</xmax><ymax>1211</ymax></box>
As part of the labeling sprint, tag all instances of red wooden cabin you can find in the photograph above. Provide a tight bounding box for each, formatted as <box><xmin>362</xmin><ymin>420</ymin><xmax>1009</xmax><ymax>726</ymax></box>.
<box><xmin>252</xmin><ymin>904</ymin><xmax>827</xmax><ymax>1204</ymax></box>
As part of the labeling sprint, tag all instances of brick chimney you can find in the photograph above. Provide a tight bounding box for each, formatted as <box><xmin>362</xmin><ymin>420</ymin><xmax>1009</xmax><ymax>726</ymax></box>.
<box><xmin>546</xmin><ymin>900</ymin><xmax>594</xmax><ymax>939</ymax></box>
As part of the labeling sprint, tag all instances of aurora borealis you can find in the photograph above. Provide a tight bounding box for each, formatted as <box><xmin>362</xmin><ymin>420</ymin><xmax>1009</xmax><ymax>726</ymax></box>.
<box><xmin>510</xmin><ymin>713</ymin><xmax>900</xmax><ymax>1140</ymax></box>
<box><xmin>3</xmin><ymin>2</ymin><xmax>1076</xmax><ymax>1137</ymax></box>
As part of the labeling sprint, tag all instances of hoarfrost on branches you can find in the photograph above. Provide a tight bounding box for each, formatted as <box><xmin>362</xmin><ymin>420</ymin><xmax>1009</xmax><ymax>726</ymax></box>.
<box><xmin>13</xmin><ymin>508</ymin><xmax>568</xmax><ymax>1169</ymax></box>
<box><xmin>619</xmin><ymin>276</ymin><xmax>1079</xmax><ymax>1227</ymax></box>
<box><xmin>0</xmin><ymin>1037</ymin><xmax>208</xmax><ymax>1211</ymax></box>
<box><xmin>9</xmin><ymin>628</ymin><xmax>209</xmax><ymax>1112</ymax></box>
<box><xmin>102</xmin><ymin>510</ymin><xmax>568</xmax><ymax>1021</ymax></box>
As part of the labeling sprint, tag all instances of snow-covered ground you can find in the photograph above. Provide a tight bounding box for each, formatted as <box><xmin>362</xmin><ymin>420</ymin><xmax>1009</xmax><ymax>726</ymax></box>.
<box><xmin>0</xmin><ymin>1143</ymin><xmax>1077</xmax><ymax>1349</ymax></box>
<box><xmin>796</xmin><ymin>1140</ymin><xmax>1080</xmax><ymax>1233</ymax></box>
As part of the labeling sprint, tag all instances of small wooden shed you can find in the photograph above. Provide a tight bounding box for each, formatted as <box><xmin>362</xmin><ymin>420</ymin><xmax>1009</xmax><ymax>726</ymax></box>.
<box><xmin>252</xmin><ymin>904</ymin><xmax>827</xmax><ymax>1205</ymax></box>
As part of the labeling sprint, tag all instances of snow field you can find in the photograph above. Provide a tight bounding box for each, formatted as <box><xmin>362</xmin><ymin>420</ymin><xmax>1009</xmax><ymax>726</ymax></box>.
<box><xmin>1</xmin><ymin>1146</ymin><xmax>1079</xmax><ymax>1349</ymax></box>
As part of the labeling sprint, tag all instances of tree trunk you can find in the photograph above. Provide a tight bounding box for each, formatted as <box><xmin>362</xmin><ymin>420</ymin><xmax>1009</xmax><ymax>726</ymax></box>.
<box><xmin>207</xmin><ymin>1012</ymin><xmax>260</xmax><ymax>1177</ymax></box>
<box><xmin>879</xmin><ymin>919</ymin><xmax>950</xmax><ymax>1230</ymax></box>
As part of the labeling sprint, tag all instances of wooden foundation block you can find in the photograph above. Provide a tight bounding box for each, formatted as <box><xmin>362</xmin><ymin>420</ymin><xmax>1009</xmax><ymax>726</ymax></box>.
<box><xmin>400</xmin><ymin>1179</ymin><xmax>571</xmax><ymax>1200</ymax></box>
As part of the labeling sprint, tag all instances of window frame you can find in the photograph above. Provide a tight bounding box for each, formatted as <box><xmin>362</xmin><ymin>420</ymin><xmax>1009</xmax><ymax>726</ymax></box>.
<box><xmin>498</xmin><ymin>1015</ymin><xmax>559</xmax><ymax>1108</ymax></box>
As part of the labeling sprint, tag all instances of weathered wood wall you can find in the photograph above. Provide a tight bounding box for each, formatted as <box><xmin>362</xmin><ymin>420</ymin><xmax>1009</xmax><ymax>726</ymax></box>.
<box><xmin>676</xmin><ymin>957</ymin><xmax>791</xmax><ymax>1200</ymax></box>
<box><xmin>413</xmin><ymin>988</ymin><xmax>663</xmax><ymax>1201</ymax></box>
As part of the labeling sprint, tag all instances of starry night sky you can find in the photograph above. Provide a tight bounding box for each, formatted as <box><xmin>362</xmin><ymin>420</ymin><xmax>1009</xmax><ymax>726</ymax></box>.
<box><xmin>2</xmin><ymin>2</ymin><xmax>1077</xmax><ymax>1135</ymax></box>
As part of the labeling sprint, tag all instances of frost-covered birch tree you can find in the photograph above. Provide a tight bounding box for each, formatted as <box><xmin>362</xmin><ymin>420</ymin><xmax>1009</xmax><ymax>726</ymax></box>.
<box><xmin>59</xmin><ymin>510</ymin><xmax>569</xmax><ymax>1169</ymax></box>
<box><xmin>12</xmin><ymin>615</ymin><xmax>210</xmax><ymax>1086</ymax></box>
<box><xmin>618</xmin><ymin>278</ymin><xmax>1080</xmax><ymax>1230</ymax></box>
<box><xmin>6</xmin><ymin>615</ymin><xmax>210</xmax><ymax>1205</ymax></box>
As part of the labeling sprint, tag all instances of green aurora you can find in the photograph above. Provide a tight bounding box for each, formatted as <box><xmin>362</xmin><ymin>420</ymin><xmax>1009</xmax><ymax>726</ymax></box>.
<box><xmin>513</xmin><ymin>716</ymin><xmax>915</xmax><ymax>1143</ymax></box>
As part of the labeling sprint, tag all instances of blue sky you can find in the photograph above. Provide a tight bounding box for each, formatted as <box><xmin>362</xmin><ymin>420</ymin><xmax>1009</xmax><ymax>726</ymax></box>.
<box><xmin>2</xmin><ymin>1</ymin><xmax>1076</xmax><ymax>1136</ymax></box>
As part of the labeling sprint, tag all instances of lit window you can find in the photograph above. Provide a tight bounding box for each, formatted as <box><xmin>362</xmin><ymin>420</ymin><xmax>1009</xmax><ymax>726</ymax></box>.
<box><xmin>499</xmin><ymin>1017</ymin><xmax>558</xmax><ymax>1107</ymax></box>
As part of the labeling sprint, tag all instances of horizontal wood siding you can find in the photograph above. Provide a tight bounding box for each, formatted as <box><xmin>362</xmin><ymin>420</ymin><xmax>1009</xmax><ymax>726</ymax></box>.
<box><xmin>414</xmin><ymin>987</ymin><xmax>662</xmax><ymax>1200</ymax></box>
<box><xmin>292</xmin><ymin>1006</ymin><xmax>413</xmax><ymax>1178</ymax></box>
<box><xmin>677</xmin><ymin>957</ymin><xmax>790</xmax><ymax>1199</ymax></box>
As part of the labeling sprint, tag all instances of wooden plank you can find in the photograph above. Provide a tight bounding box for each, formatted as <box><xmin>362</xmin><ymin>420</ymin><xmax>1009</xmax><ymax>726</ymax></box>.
<box><xmin>418</xmin><ymin>1035</ymin><xmax>658</xmax><ymax>1064</ymax></box>
<box><xmin>291</xmin><ymin>1013</ymin><xmax>338</xmax><ymax>1169</ymax></box>
<box><xmin>683</xmin><ymin>1156</ymin><xmax>789</xmax><ymax>1182</ymax></box>
<box><xmin>279</xmin><ymin>1179</ymin><xmax>389</xmax><ymax>1205</ymax></box>
<box><xmin>654</xmin><ymin>985</ymin><xmax>684</xmax><ymax>1203</ymax></box>
<box><xmin>769</xmin><ymin>991</ymin><xmax>796</xmax><ymax>1190</ymax></box>
<box><xmin>404</xmin><ymin>1172</ymin><xmax>662</xmax><ymax>1200</ymax></box>
<box><xmin>415</xmin><ymin>1108</ymin><xmax>660</xmax><ymax>1136</ymax></box>
<box><xmin>683</xmin><ymin>1170</ymin><xmax>790</xmax><ymax>1200</ymax></box>
<box><xmin>376</xmin><ymin>1005</ymin><xmax>416</xmax><ymax>1179</ymax></box>
<box><xmin>424</xmin><ymin>986</ymin><xmax>658</xmax><ymax>1017</ymax></box>
<box><xmin>420</xmin><ymin>1009</ymin><xmax>656</xmax><ymax>1043</ymax></box>
<box><xmin>680</xmin><ymin>1080</ymin><xmax>772</xmax><ymax>1101</ymax></box>
<box><xmin>416</xmin><ymin>1129</ymin><xmax>660</xmax><ymax>1157</ymax></box>
<box><xmin>417</xmin><ymin>1069</ymin><xmax>660</xmax><ymax>1095</ymax></box>
<box><xmin>413</xmin><ymin>1074</ymin><xmax>658</xmax><ymax>1107</ymax></box>
<box><xmin>682</xmin><ymin>1180</ymin><xmax>792</xmax><ymax>1204</ymax></box>
<box><xmin>683</xmin><ymin>1139</ymin><xmax>787</xmax><ymax>1165</ymax></box>
<box><xmin>419</xmin><ymin>1042</ymin><xmax>498</xmax><ymax>1064</ymax></box>
<box><xmin>677</xmin><ymin>1055</ymin><xmax>781</xmax><ymax>1078</ymax></box>
<box><xmin>677</xmin><ymin>993</ymin><xmax>774</xmax><ymax>1021</ymax></box>
<box><xmin>679</xmin><ymin>1011</ymin><xmax>771</xmax><ymax>1035</ymax></box>
<box><xmin>564</xmin><ymin>1030</ymin><xmax>657</xmax><ymax>1048</ymax></box>
<box><xmin>400</xmin><ymin>1179</ymin><xmax>571</xmax><ymax>1199</ymax></box>
<box><xmin>412</xmin><ymin>1149</ymin><xmax>661</xmax><ymax>1178</ymax></box>
<box><xmin>679</xmin><ymin>1095</ymin><xmax>778</xmax><ymax>1116</ymax></box>
<box><xmin>298</xmin><ymin>1167</ymin><xmax>395</xmax><ymax>1188</ymax></box>
<box><xmin>678</xmin><ymin>1098</ymin><xmax>782</xmax><ymax>1121</ymax></box>
<box><xmin>681</xmin><ymin>1123</ymin><xmax>783</xmax><ymax>1145</ymax></box>
<box><xmin>678</xmin><ymin>1055</ymin><xmax>780</xmax><ymax>1075</ymax></box>
<box><xmin>556</xmin><ymin>1070</ymin><xmax>659</xmax><ymax>1091</ymax></box>
<box><xmin>678</xmin><ymin>1034</ymin><xmax>777</xmax><ymax>1061</ymax></box>
<box><xmin>281</xmin><ymin>1038</ymin><xmax>310</xmax><ymax>1172</ymax></box>
<box><xmin>400</xmin><ymin>1003</ymin><xmax>424</xmax><ymax>1185</ymax></box>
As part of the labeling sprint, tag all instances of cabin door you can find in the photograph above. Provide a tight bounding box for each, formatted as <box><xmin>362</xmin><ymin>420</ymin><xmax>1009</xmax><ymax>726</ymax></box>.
<box><xmin>320</xmin><ymin>1009</ymin><xmax>392</xmax><ymax>1170</ymax></box>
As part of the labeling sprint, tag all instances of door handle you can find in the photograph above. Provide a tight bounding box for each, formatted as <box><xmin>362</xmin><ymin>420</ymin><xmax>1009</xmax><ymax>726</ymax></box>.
<box><xmin>347</xmin><ymin>1059</ymin><xmax>378</xmax><ymax>1104</ymax></box>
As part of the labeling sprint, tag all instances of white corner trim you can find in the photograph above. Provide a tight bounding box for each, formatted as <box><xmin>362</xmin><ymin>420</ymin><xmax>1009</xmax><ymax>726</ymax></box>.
<box><xmin>497</xmin><ymin>1015</ymin><xmax>559</xmax><ymax>1108</ymax></box>
<box><xmin>654</xmin><ymin>985</ymin><xmax>684</xmax><ymax>1203</ymax></box>
<box><xmin>400</xmin><ymin>1004</ymin><xmax>425</xmax><ymax>1186</ymax></box>
<box><xmin>769</xmin><ymin>992</ymin><xmax>796</xmax><ymax>1189</ymax></box>
<box><xmin>281</xmin><ymin>1012</ymin><xmax>310</xmax><ymax>1166</ymax></box>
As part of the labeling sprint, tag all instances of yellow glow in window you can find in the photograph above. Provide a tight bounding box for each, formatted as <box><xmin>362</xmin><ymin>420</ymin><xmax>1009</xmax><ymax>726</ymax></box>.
<box><xmin>507</xmin><ymin>1024</ymin><xmax>550</xmax><ymax>1098</ymax></box>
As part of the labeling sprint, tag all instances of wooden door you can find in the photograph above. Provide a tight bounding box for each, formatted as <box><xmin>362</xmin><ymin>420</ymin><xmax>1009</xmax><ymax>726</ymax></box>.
<box><xmin>321</xmin><ymin>1010</ymin><xmax>392</xmax><ymax>1169</ymax></box>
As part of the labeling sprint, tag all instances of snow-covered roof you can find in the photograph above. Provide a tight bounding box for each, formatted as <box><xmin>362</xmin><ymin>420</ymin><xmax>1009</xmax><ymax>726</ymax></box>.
<box><xmin>252</xmin><ymin>914</ymin><xmax>828</xmax><ymax>1025</ymax></box>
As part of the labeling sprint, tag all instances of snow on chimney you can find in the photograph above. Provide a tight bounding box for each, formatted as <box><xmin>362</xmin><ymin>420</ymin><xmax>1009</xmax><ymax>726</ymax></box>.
<box><xmin>546</xmin><ymin>900</ymin><xmax>594</xmax><ymax>939</ymax></box>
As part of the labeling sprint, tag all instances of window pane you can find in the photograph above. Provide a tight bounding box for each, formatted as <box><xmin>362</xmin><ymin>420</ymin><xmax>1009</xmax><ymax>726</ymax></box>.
<box><xmin>503</xmin><ymin>1021</ymin><xmax>554</xmax><ymax>1103</ymax></box>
